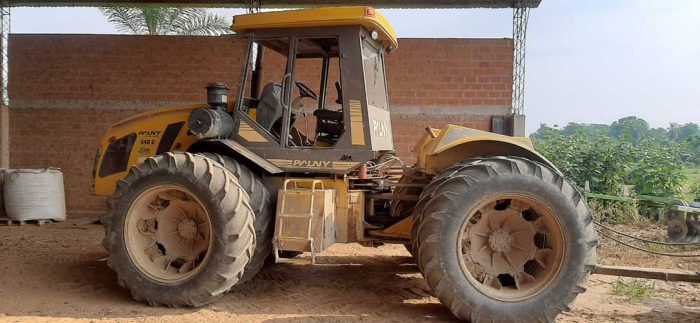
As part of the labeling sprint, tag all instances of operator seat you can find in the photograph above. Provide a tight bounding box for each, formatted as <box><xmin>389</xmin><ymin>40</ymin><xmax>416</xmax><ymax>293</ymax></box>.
<box><xmin>256</xmin><ymin>82</ymin><xmax>284</xmax><ymax>133</ymax></box>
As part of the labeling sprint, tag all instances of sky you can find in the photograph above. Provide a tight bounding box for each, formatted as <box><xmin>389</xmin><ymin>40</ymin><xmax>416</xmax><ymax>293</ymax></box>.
<box><xmin>9</xmin><ymin>0</ymin><xmax>700</xmax><ymax>133</ymax></box>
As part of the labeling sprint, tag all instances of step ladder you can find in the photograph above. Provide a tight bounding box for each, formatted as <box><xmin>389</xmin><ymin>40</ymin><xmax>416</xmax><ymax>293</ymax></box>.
<box><xmin>273</xmin><ymin>179</ymin><xmax>334</xmax><ymax>264</ymax></box>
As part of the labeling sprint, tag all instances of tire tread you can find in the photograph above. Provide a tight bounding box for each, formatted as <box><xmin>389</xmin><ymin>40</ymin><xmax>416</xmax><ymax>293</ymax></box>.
<box><xmin>413</xmin><ymin>156</ymin><xmax>597</xmax><ymax>322</ymax></box>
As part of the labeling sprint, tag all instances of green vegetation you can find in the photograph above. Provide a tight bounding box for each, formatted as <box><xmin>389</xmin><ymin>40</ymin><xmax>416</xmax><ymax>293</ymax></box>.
<box><xmin>532</xmin><ymin>116</ymin><xmax>697</xmax><ymax>199</ymax></box>
<box><xmin>612</xmin><ymin>279</ymin><xmax>655</xmax><ymax>303</ymax></box>
<box><xmin>100</xmin><ymin>7</ymin><xmax>231</xmax><ymax>36</ymax></box>
<box><xmin>588</xmin><ymin>199</ymin><xmax>640</xmax><ymax>224</ymax></box>
<box><xmin>684</xmin><ymin>167</ymin><xmax>700</xmax><ymax>201</ymax></box>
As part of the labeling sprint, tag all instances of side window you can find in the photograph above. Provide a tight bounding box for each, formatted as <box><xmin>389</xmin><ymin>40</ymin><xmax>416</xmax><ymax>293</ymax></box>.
<box><xmin>238</xmin><ymin>38</ymin><xmax>291</xmax><ymax>139</ymax></box>
<box><xmin>287</xmin><ymin>37</ymin><xmax>343</xmax><ymax>148</ymax></box>
<box><xmin>362</xmin><ymin>38</ymin><xmax>389</xmax><ymax>110</ymax></box>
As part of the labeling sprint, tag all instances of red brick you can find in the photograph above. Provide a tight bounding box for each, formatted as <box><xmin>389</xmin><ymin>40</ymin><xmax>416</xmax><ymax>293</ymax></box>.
<box><xmin>8</xmin><ymin>35</ymin><xmax>513</xmax><ymax>215</ymax></box>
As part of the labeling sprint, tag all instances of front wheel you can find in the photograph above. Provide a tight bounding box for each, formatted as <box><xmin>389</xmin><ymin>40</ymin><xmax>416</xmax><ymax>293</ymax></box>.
<box><xmin>413</xmin><ymin>156</ymin><xmax>597</xmax><ymax>322</ymax></box>
<box><xmin>102</xmin><ymin>152</ymin><xmax>256</xmax><ymax>307</ymax></box>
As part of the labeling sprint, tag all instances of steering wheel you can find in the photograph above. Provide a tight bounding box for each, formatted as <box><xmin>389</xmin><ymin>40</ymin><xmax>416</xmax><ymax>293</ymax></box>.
<box><xmin>295</xmin><ymin>81</ymin><xmax>318</xmax><ymax>100</ymax></box>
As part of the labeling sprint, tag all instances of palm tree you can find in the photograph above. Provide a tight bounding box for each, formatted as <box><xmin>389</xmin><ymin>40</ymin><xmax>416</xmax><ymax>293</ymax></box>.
<box><xmin>100</xmin><ymin>7</ymin><xmax>231</xmax><ymax>36</ymax></box>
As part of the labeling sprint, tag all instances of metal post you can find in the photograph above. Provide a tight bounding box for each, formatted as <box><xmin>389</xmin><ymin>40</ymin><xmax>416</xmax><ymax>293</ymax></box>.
<box><xmin>0</xmin><ymin>0</ymin><xmax>9</xmax><ymax>168</ymax></box>
<box><xmin>247</xmin><ymin>0</ymin><xmax>261</xmax><ymax>13</ymax></box>
<box><xmin>512</xmin><ymin>2</ymin><xmax>529</xmax><ymax>116</ymax></box>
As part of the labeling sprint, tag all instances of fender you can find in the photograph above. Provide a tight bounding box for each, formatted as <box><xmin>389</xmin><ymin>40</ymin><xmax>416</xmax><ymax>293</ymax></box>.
<box><xmin>414</xmin><ymin>125</ymin><xmax>559</xmax><ymax>175</ymax></box>
<box><xmin>187</xmin><ymin>139</ymin><xmax>283</xmax><ymax>175</ymax></box>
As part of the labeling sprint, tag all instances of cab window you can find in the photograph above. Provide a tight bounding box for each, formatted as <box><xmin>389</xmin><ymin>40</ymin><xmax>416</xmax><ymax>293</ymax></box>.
<box><xmin>238</xmin><ymin>38</ymin><xmax>291</xmax><ymax>139</ymax></box>
<box><xmin>287</xmin><ymin>37</ymin><xmax>343</xmax><ymax>148</ymax></box>
<box><xmin>362</xmin><ymin>37</ymin><xmax>389</xmax><ymax>110</ymax></box>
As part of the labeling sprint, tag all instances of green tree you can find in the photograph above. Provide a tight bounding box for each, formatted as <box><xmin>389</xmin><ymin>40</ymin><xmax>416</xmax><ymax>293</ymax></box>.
<box><xmin>687</xmin><ymin>134</ymin><xmax>700</xmax><ymax>165</ymax></box>
<box><xmin>100</xmin><ymin>6</ymin><xmax>231</xmax><ymax>36</ymax></box>
<box><xmin>648</xmin><ymin>127</ymin><xmax>669</xmax><ymax>144</ymax></box>
<box><xmin>610</xmin><ymin>116</ymin><xmax>650</xmax><ymax>145</ymax></box>
<box><xmin>668</xmin><ymin>123</ymin><xmax>700</xmax><ymax>142</ymax></box>
<box><xmin>530</xmin><ymin>123</ymin><xmax>556</xmax><ymax>142</ymax></box>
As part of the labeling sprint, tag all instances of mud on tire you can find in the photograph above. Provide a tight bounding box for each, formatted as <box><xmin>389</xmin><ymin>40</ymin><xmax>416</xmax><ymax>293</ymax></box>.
<box><xmin>102</xmin><ymin>152</ymin><xmax>256</xmax><ymax>307</ymax></box>
<box><xmin>413</xmin><ymin>156</ymin><xmax>597</xmax><ymax>322</ymax></box>
<box><xmin>198</xmin><ymin>153</ymin><xmax>274</xmax><ymax>283</ymax></box>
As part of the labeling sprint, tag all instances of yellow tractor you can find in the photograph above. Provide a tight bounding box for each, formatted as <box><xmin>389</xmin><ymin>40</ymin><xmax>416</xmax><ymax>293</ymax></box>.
<box><xmin>93</xmin><ymin>6</ymin><xmax>597</xmax><ymax>322</ymax></box>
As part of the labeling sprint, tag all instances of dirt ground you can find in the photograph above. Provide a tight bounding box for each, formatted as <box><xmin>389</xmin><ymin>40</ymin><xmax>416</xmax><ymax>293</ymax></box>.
<box><xmin>0</xmin><ymin>219</ymin><xmax>698</xmax><ymax>323</ymax></box>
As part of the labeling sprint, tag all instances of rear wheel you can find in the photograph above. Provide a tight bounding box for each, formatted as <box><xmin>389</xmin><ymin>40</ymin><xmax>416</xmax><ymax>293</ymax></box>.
<box><xmin>198</xmin><ymin>153</ymin><xmax>274</xmax><ymax>283</ymax></box>
<box><xmin>414</xmin><ymin>156</ymin><xmax>597</xmax><ymax>322</ymax></box>
<box><xmin>103</xmin><ymin>152</ymin><xmax>256</xmax><ymax>307</ymax></box>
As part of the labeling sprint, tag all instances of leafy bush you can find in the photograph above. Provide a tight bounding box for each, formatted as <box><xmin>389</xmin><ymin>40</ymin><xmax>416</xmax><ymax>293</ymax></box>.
<box><xmin>625</xmin><ymin>139</ymin><xmax>687</xmax><ymax>197</ymax></box>
<box><xmin>533</xmin><ymin>121</ymin><xmax>688</xmax><ymax>198</ymax></box>
<box><xmin>589</xmin><ymin>199</ymin><xmax>640</xmax><ymax>224</ymax></box>
<box><xmin>534</xmin><ymin>128</ymin><xmax>629</xmax><ymax>195</ymax></box>
<box><xmin>688</xmin><ymin>135</ymin><xmax>700</xmax><ymax>166</ymax></box>
<box><xmin>691</xmin><ymin>182</ymin><xmax>700</xmax><ymax>200</ymax></box>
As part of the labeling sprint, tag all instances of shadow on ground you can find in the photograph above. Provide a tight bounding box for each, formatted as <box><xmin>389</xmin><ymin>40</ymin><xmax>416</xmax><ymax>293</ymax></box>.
<box><xmin>0</xmin><ymin>221</ymin><xmax>454</xmax><ymax>321</ymax></box>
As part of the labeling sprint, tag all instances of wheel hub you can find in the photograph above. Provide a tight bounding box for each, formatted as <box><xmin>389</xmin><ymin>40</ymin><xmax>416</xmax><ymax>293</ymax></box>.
<box><xmin>488</xmin><ymin>229</ymin><xmax>512</xmax><ymax>253</ymax></box>
<box><xmin>155</xmin><ymin>199</ymin><xmax>209</xmax><ymax>262</ymax></box>
<box><xmin>468</xmin><ymin>206</ymin><xmax>537</xmax><ymax>274</ymax></box>
<box><xmin>178</xmin><ymin>218</ymin><xmax>198</xmax><ymax>239</ymax></box>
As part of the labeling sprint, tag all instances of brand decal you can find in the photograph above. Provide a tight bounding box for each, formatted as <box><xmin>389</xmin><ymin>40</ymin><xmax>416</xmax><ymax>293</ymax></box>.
<box><xmin>138</xmin><ymin>130</ymin><xmax>162</xmax><ymax>137</ymax></box>
<box><xmin>372</xmin><ymin>119</ymin><xmax>389</xmax><ymax>137</ymax></box>
<box><xmin>292</xmin><ymin>160</ymin><xmax>333</xmax><ymax>168</ymax></box>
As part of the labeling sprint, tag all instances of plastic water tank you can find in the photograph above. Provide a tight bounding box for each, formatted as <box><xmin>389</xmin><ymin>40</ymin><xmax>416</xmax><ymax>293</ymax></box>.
<box><xmin>3</xmin><ymin>168</ymin><xmax>66</xmax><ymax>221</ymax></box>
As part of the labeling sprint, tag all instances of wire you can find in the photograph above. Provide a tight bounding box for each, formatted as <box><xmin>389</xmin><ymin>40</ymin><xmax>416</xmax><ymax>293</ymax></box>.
<box><xmin>596</xmin><ymin>229</ymin><xmax>700</xmax><ymax>258</ymax></box>
<box><xmin>594</xmin><ymin>221</ymin><xmax>700</xmax><ymax>246</ymax></box>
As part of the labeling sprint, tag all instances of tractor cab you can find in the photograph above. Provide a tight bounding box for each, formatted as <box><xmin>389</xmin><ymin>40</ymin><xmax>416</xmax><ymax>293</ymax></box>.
<box><xmin>189</xmin><ymin>6</ymin><xmax>398</xmax><ymax>173</ymax></box>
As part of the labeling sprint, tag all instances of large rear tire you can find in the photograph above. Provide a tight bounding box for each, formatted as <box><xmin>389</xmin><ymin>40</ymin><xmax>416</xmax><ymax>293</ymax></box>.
<box><xmin>413</xmin><ymin>156</ymin><xmax>597</xmax><ymax>322</ymax></box>
<box><xmin>198</xmin><ymin>153</ymin><xmax>274</xmax><ymax>283</ymax></box>
<box><xmin>102</xmin><ymin>152</ymin><xmax>256</xmax><ymax>307</ymax></box>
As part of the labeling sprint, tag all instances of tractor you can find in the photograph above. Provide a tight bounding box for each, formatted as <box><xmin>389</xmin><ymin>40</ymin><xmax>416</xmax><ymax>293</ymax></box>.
<box><xmin>93</xmin><ymin>6</ymin><xmax>597</xmax><ymax>322</ymax></box>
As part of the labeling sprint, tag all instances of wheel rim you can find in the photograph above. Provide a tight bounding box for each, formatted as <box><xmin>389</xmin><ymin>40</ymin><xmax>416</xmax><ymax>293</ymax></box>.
<box><xmin>457</xmin><ymin>194</ymin><xmax>566</xmax><ymax>302</ymax></box>
<box><xmin>124</xmin><ymin>184</ymin><xmax>213</xmax><ymax>284</ymax></box>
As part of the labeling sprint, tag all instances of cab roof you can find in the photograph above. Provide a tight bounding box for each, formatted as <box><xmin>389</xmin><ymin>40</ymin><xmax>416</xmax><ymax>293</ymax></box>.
<box><xmin>232</xmin><ymin>6</ymin><xmax>399</xmax><ymax>50</ymax></box>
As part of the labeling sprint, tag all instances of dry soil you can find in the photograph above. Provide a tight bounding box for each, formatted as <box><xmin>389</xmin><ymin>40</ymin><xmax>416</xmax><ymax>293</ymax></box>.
<box><xmin>0</xmin><ymin>219</ymin><xmax>698</xmax><ymax>322</ymax></box>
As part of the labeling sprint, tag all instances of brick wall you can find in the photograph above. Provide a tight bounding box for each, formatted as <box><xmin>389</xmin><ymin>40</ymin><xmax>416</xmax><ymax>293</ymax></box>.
<box><xmin>7</xmin><ymin>34</ymin><xmax>513</xmax><ymax>215</ymax></box>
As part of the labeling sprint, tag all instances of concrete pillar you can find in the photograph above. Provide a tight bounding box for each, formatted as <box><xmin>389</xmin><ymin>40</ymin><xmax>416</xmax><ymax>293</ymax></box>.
<box><xmin>509</xmin><ymin>114</ymin><xmax>526</xmax><ymax>137</ymax></box>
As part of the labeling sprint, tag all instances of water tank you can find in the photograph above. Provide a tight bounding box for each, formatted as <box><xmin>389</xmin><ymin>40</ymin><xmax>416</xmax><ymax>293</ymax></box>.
<box><xmin>3</xmin><ymin>168</ymin><xmax>66</xmax><ymax>221</ymax></box>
